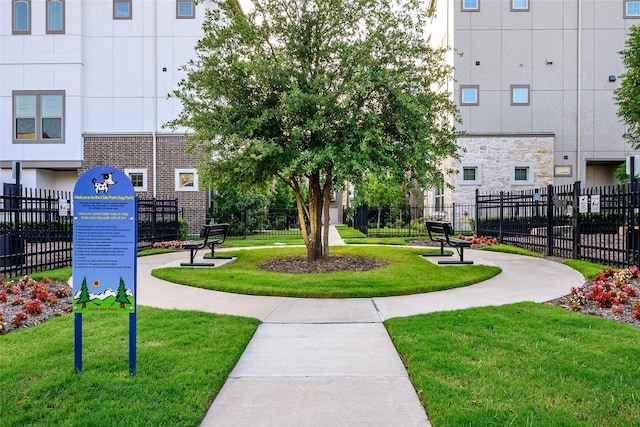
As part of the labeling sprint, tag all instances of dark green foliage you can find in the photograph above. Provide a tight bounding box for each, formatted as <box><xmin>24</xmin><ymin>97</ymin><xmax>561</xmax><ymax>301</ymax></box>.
<box><xmin>615</xmin><ymin>25</ymin><xmax>640</xmax><ymax>149</ymax></box>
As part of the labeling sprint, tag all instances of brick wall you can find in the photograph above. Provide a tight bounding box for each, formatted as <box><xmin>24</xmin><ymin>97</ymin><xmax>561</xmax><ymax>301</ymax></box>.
<box><xmin>82</xmin><ymin>135</ymin><xmax>208</xmax><ymax>235</ymax></box>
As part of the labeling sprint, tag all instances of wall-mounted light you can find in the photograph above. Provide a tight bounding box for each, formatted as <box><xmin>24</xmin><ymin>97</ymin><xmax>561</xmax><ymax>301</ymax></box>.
<box><xmin>609</xmin><ymin>75</ymin><xmax>617</xmax><ymax>82</ymax></box>
<box><xmin>545</xmin><ymin>59</ymin><xmax>553</xmax><ymax>65</ymax></box>
<box><xmin>475</xmin><ymin>61</ymin><xmax>480</xmax><ymax>66</ymax></box>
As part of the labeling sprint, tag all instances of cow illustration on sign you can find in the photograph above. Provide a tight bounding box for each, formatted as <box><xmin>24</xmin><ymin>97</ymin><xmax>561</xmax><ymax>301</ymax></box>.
<box><xmin>92</xmin><ymin>172</ymin><xmax>117</xmax><ymax>194</ymax></box>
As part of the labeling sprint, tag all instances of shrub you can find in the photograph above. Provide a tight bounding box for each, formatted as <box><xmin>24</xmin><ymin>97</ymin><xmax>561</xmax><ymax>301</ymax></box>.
<box><xmin>24</xmin><ymin>299</ymin><xmax>43</xmax><ymax>315</ymax></box>
<box><xmin>11</xmin><ymin>312</ymin><xmax>28</xmax><ymax>325</ymax></box>
<box><xmin>12</xmin><ymin>297</ymin><xmax>25</xmax><ymax>306</ymax></box>
<box><xmin>0</xmin><ymin>293</ymin><xmax>7</xmax><ymax>303</ymax></box>
<box><xmin>54</xmin><ymin>287</ymin><xmax>68</xmax><ymax>298</ymax></box>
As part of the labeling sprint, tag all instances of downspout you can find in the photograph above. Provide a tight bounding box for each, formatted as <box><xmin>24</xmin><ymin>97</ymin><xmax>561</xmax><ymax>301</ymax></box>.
<box><xmin>152</xmin><ymin>0</ymin><xmax>158</xmax><ymax>197</ymax></box>
<box><xmin>576</xmin><ymin>0</ymin><xmax>582</xmax><ymax>182</ymax></box>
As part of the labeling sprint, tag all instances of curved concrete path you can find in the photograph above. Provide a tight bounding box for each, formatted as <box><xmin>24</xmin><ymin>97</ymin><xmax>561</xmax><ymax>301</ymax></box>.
<box><xmin>136</xmin><ymin>227</ymin><xmax>584</xmax><ymax>427</ymax></box>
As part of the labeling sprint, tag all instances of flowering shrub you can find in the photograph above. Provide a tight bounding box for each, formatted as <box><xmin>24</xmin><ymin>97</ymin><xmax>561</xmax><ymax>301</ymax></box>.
<box><xmin>456</xmin><ymin>235</ymin><xmax>498</xmax><ymax>246</ymax></box>
<box><xmin>12</xmin><ymin>297</ymin><xmax>25</xmax><ymax>306</ymax></box>
<box><xmin>11</xmin><ymin>312</ymin><xmax>28</xmax><ymax>325</ymax></box>
<box><xmin>23</xmin><ymin>299</ymin><xmax>43</xmax><ymax>315</ymax></box>
<box><xmin>568</xmin><ymin>266</ymin><xmax>640</xmax><ymax>317</ymax></box>
<box><xmin>152</xmin><ymin>240</ymin><xmax>183</xmax><ymax>249</ymax></box>
<box><xmin>0</xmin><ymin>293</ymin><xmax>7</xmax><ymax>303</ymax></box>
<box><xmin>31</xmin><ymin>283</ymin><xmax>51</xmax><ymax>302</ymax></box>
<box><xmin>54</xmin><ymin>287</ymin><xmax>69</xmax><ymax>298</ymax></box>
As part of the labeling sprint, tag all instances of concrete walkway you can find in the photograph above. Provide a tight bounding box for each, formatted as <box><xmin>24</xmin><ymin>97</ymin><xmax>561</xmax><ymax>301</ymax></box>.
<box><xmin>136</xmin><ymin>226</ymin><xmax>585</xmax><ymax>427</ymax></box>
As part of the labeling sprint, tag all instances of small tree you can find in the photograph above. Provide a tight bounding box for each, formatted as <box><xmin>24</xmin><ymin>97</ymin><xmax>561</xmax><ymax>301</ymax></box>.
<box><xmin>356</xmin><ymin>175</ymin><xmax>406</xmax><ymax>232</ymax></box>
<box><xmin>615</xmin><ymin>25</ymin><xmax>640</xmax><ymax>149</ymax></box>
<box><xmin>167</xmin><ymin>0</ymin><xmax>461</xmax><ymax>261</ymax></box>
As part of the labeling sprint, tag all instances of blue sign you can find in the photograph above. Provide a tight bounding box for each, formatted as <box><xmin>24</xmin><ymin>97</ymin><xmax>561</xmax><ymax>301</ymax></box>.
<box><xmin>72</xmin><ymin>167</ymin><xmax>136</xmax><ymax>314</ymax></box>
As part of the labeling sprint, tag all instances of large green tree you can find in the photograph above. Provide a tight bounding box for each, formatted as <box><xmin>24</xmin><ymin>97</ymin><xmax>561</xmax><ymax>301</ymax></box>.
<box><xmin>615</xmin><ymin>25</ymin><xmax>640</xmax><ymax>149</ymax></box>
<box><xmin>167</xmin><ymin>0</ymin><xmax>461</xmax><ymax>261</ymax></box>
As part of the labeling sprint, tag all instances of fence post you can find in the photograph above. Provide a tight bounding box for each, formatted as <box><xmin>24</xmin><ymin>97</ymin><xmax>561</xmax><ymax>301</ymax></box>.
<box><xmin>474</xmin><ymin>189</ymin><xmax>479</xmax><ymax>236</ymax></box>
<box><xmin>572</xmin><ymin>181</ymin><xmax>581</xmax><ymax>260</ymax></box>
<box><xmin>546</xmin><ymin>184</ymin><xmax>554</xmax><ymax>256</ymax></box>
<box><xmin>499</xmin><ymin>191</ymin><xmax>504</xmax><ymax>241</ymax></box>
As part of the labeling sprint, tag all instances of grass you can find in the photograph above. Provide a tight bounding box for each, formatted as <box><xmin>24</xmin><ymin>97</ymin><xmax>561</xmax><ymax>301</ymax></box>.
<box><xmin>334</xmin><ymin>225</ymin><xmax>366</xmax><ymax>238</ymax></box>
<box><xmin>151</xmin><ymin>246</ymin><xmax>501</xmax><ymax>298</ymax></box>
<box><xmin>562</xmin><ymin>259</ymin><xmax>617</xmax><ymax>279</ymax></box>
<box><xmin>385</xmin><ymin>302</ymin><xmax>640</xmax><ymax>426</ymax></box>
<box><xmin>222</xmin><ymin>236</ymin><xmax>305</xmax><ymax>247</ymax></box>
<box><xmin>0</xmin><ymin>306</ymin><xmax>259</xmax><ymax>427</ymax></box>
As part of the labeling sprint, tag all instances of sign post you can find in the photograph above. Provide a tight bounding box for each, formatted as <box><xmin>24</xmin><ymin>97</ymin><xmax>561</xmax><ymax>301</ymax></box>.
<box><xmin>72</xmin><ymin>166</ymin><xmax>137</xmax><ymax>375</ymax></box>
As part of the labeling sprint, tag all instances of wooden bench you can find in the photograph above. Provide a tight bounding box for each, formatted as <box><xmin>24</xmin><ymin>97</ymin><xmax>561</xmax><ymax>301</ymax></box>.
<box><xmin>423</xmin><ymin>220</ymin><xmax>473</xmax><ymax>265</ymax></box>
<box><xmin>180</xmin><ymin>223</ymin><xmax>232</xmax><ymax>267</ymax></box>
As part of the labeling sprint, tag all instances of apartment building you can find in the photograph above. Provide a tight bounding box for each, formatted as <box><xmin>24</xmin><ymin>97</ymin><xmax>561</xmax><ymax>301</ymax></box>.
<box><xmin>1</xmin><ymin>0</ymin><xmax>213</xmax><ymax>230</ymax></box>
<box><xmin>426</xmin><ymin>0</ymin><xmax>640</xmax><ymax>207</ymax></box>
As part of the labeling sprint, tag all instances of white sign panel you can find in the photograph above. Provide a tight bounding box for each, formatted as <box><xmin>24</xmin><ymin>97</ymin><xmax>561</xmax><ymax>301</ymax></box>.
<box><xmin>590</xmin><ymin>195</ymin><xmax>601</xmax><ymax>214</ymax></box>
<box><xmin>579</xmin><ymin>195</ymin><xmax>589</xmax><ymax>213</ymax></box>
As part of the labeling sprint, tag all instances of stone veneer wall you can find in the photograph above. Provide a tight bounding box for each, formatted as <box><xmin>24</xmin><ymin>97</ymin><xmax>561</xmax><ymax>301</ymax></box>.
<box><xmin>82</xmin><ymin>135</ymin><xmax>208</xmax><ymax>235</ymax></box>
<box><xmin>442</xmin><ymin>134</ymin><xmax>555</xmax><ymax>207</ymax></box>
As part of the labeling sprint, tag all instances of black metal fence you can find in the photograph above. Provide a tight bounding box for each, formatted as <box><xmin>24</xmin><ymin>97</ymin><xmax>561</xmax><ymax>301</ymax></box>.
<box><xmin>138</xmin><ymin>198</ymin><xmax>180</xmax><ymax>250</ymax></box>
<box><xmin>0</xmin><ymin>186</ymin><xmax>179</xmax><ymax>277</ymax></box>
<box><xmin>205</xmin><ymin>207</ymin><xmax>303</xmax><ymax>240</ymax></box>
<box><xmin>476</xmin><ymin>181</ymin><xmax>639</xmax><ymax>267</ymax></box>
<box><xmin>352</xmin><ymin>203</ymin><xmax>476</xmax><ymax>237</ymax></box>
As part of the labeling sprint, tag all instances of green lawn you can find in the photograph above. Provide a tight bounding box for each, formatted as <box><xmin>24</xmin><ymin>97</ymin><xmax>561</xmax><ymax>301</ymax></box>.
<box><xmin>0</xmin><ymin>307</ymin><xmax>259</xmax><ymax>427</ymax></box>
<box><xmin>151</xmin><ymin>246</ymin><xmax>501</xmax><ymax>298</ymax></box>
<box><xmin>385</xmin><ymin>302</ymin><xmax>640</xmax><ymax>427</ymax></box>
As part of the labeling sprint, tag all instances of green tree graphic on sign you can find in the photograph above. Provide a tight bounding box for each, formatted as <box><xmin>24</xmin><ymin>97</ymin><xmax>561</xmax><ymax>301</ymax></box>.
<box><xmin>77</xmin><ymin>277</ymin><xmax>91</xmax><ymax>309</ymax></box>
<box><xmin>115</xmin><ymin>277</ymin><xmax>131</xmax><ymax>309</ymax></box>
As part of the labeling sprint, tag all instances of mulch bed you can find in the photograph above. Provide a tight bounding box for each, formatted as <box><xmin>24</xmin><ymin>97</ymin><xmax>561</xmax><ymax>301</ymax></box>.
<box><xmin>260</xmin><ymin>255</ymin><xmax>386</xmax><ymax>274</ymax></box>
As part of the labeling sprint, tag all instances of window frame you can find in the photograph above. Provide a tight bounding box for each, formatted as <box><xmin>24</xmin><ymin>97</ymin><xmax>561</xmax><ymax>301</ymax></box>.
<box><xmin>459</xmin><ymin>163</ymin><xmax>483</xmax><ymax>185</ymax></box>
<box><xmin>125</xmin><ymin>169</ymin><xmax>148</xmax><ymax>192</ymax></box>
<box><xmin>12</xmin><ymin>0</ymin><xmax>31</xmax><ymax>34</ymax></box>
<box><xmin>113</xmin><ymin>0</ymin><xmax>132</xmax><ymax>20</ymax></box>
<box><xmin>12</xmin><ymin>90</ymin><xmax>65</xmax><ymax>144</ymax></box>
<box><xmin>460</xmin><ymin>85</ymin><xmax>480</xmax><ymax>106</ymax></box>
<box><xmin>176</xmin><ymin>0</ymin><xmax>195</xmax><ymax>19</ymax></box>
<box><xmin>510</xmin><ymin>163</ymin><xmax>534</xmax><ymax>185</ymax></box>
<box><xmin>510</xmin><ymin>85</ymin><xmax>531</xmax><ymax>106</ymax></box>
<box><xmin>46</xmin><ymin>0</ymin><xmax>65</xmax><ymax>34</ymax></box>
<box><xmin>461</xmin><ymin>0</ymin><xmax>479</xmax><ymax>11</ymax></box>
<box><xmin>624</xmin><ymin>1</ymin><xmax>640</xmax><ymax>18</ymax></box>
<box><xmin>511</xmin><ymin>0</ymin><xmax>529</xmax><ymax>12</ymax></box>
<box><xmin>175</xmin><ymin>169</ymin><xmax>199</xmax><ymax>192</ymax></box>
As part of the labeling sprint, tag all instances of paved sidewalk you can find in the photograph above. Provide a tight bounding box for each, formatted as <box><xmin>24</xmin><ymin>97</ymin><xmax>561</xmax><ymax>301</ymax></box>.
<box><xmin>136</xmin><ymin>226</ymin><xmax>585</xmax><ymax>427</ymax></box>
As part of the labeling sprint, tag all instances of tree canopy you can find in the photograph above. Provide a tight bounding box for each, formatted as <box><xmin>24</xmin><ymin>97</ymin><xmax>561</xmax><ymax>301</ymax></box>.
<box><xmin>615</xmin><ymin>25</ymin><xmax>640</xmax><ymax>149</ymax></box>
<box><xmin>166</xmin><ymin>0</ymin><xmax>461</xmax><ymax>260</ymax></box>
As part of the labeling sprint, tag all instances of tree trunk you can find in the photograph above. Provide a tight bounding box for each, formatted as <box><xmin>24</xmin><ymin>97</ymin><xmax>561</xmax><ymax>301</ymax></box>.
<box><xmin>306</xmin><ymin>172</ymin><xmax>324</xmax><ymax>262</ymax></box>
<box><xmin>322</xmin><ymin>167</ymin><xmax>333</xmax><ymax>258</ymax></box>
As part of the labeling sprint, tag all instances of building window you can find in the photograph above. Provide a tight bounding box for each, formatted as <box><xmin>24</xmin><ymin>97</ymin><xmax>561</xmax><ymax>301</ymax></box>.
<box><xmin>175</xmin><ymin>169</ymin><xmax>199</xmax><ymax>191</ymax></box>
<box><xmin>114</xmin><ymin>0</ymin><xmax>132</xmax><ymax>19</ymax></box>
<box><xmin>13</xmin><ymin>91</ymin><xmax>64</xmax><ymax>143</ymax></box>
<box><xmin>511</xmin><ymin>163</ymin><xmax>534</xmax><ymax>185</ymax></box>
<box><xmin>46</xmin><ymin>0</ymin><xmax>64</xmax><ymax>34</ymax></box>
<box><xmin>125</xmin><ymin>169</ymin><xmax>148</xmax><ymax>192</ymax></box>
<box><xmin>511</xmin><ymin>85</ymin><xmax>530</xmax><ymax>106</ymax></box>
<box><xmin>462</xmin><ymin>0</ymin><xmax>479</xmax><ymax>11</ymax></box>
<box><xmin>12</xmin><ymin>0</ymin><xmax>31</xmax><ymax>34</ymax></box>
<box><xmin>460</xmin><ymin>85</ymin><xmax>479</xmax><ymax>105</ymax></box>
<box><xmin>460</xmin><ymin>163</ymin><xmax>482</xmax><ymax>185</ymax></box>
<box><xmin>177</xmin><ymin>0</ymin><xmax>195</xmax><ymax>18</ymax></box>
<box><xmin>625</xmin><ymin>1</ymin><xmax>640</xmax><ymax>18</ymax></box>
<box><xmin>512</xmin><ymin>0</ymin><xmax>529</xmax><ymax>11</ymax></box>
